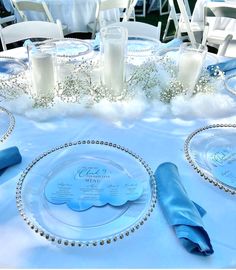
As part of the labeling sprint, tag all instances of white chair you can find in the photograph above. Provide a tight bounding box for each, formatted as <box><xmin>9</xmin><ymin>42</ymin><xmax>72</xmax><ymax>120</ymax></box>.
<box><xmin>126</xmin><ymin>0</ymin><xmax>137</xmax><ymax>21</ymax></box>
<box><xmin>162</xmin><ymin>0</ymin><xmax>191</xmax><ymax>41</ymax></box>
<box><xmin>135</xmin><ymin>0</ymin><xmax>146</xmax><ymax>17</ymax></box>
<box><xmin>175</xmin><ymin>0</ymin><xmax>204</xmax><ymax>45</ymax></box>
<box><xmin>148</xmin><ymin>0</ymin><xmax>170</xmax><ymax>16</ymax></box>
<box><xmin>0</xmin><ymin>20</ymin><xmax>64</xmax><ymax>50</ymax></box>
<box><xmin>203</xmin><ymin>2</ymin><xmax>236</xmax><ymax>57</ymax></box>
<box><xmin>11</xmin><ymin>0</ymin><xmax>67</xmax><ymax>34</ymax></box>
<box><xmin>0</xmin><ymin>15</ymin><xmax>16</xmax><ymax>26</ymax></box>
<box><xmin>91</xmin><ymin>0</ymin><xmax>131</xmax><ymax>38</ymax></box>
<box><xmin>11</xmin><ymin>0</ymin><xmax>54</xmax><ymax>22</ymax></box>
<box><xmin>110</xmin><ymin>21</ymin><xmax>162</xmax><ymax>40</ymax></box>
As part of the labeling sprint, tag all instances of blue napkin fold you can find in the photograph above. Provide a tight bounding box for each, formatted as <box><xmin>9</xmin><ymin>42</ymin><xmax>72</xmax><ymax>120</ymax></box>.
<box><xmin>0</xmin><ymin>147</ymin><xmax>22</xmax><ymax>176</ymax></box>
<box><xmin>207</xmin><ymin>59</ymin><xmax>236</xmax><ymax>76</ymax></box>
<box><xmin>160</xmin><ymin>38</ymin><xmax>183</xmax><ymax>49</ymax></box>
<box><xmin>155</xmin><ymin>162</ymin><xmax>214</xmax><ymax>256</ymax></box>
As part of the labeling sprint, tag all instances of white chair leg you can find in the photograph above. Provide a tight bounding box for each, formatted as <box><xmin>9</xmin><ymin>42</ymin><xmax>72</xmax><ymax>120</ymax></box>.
<box><xmin>136</xmin><ymin>0</ymin><xmax>146</xmax><ymax>17</ymax></box>
<box><xmin>160</xmin><ymin>0</ymin><xmax>170</xmax><ymax>16</ymax></box>
<box><xmin>217</xmin><ymin>34</ymin><xmax>233</xmax><ymax>57</ymax></box>
<box><xmin>162</xmin><ymin>15</ymin><xmax>171</xmax><ymax>41</ymax></box>
<box><xmin>157</xmin><ymin>21</ymin><xmax>162</xmax><ymax>40</ymax></box>
<box><xmin>147</xmin><ymin>0</ymin><xmax>156</xmax><ymax>13</ymax></box>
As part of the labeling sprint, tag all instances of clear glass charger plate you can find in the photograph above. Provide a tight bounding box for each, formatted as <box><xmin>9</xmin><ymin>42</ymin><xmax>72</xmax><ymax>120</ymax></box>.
<box><xmin>127</xmin><ymin>37</ymin><xmax>161</xmax><ymax>57</ymax></box>
<box><xmin>16</xmin><ymin>140</ymin><xmax>157</xmax><ymax>246</ymax></box>
<box><xmin>39</xmin><ymin>38</ymin><xmax>93</xmax><ymax>58</ymax></box>
<box><xmin>0</xmin><ymin>106</ymin><xmax>15</xmax><ymax>143</ymax></box>
<box><xmin>184</xmin><ymin>124</ymin><xmax>236</xmax><ymax>195</ymax></box>
<box><xmin>0</xmin><ymin>56</ymin><xmax>27</xmax><ymax>80</ymax></box>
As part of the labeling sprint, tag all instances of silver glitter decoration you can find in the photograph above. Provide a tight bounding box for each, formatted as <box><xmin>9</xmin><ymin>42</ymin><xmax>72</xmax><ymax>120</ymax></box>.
<box><xmin>0</xmin><ymin>55</ymin><xmax>224</xmax><ymax>107</ymax></box>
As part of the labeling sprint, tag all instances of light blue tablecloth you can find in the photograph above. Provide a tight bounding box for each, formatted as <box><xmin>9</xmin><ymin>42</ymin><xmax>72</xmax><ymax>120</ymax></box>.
<box><xmin>0</xmin><ymin>46</ymin><xmax>236</xmax><ymax>269</ymax></box>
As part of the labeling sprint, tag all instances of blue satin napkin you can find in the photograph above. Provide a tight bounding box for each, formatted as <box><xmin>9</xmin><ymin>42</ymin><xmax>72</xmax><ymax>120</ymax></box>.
<box><xmin>207</xmin><ymin>59</ymin><xmax>236</xmax><ymax>76</ymax></box>
<box><xmin>160</xmin><ymin>38</ymin><xmax>183</xmax><ymax>49</ymax></box>
<box><xmin>155</xmin><ymin>162</ymin><xmax>214</xmax><ymax>256</ymax></box>
<box><xmin>0</xmin><ymin>147</ymin><xmax>22</xmax><ymax>176</ymax></box>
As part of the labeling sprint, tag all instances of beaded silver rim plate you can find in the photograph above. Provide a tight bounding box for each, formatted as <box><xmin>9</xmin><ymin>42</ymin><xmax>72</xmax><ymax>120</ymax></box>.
<box><xmin>184</xmin><ymin>124</ymin><xmax>236</xmax><ymax>195</ymax></box>
<box><xmin>127</xmin><ymin>37</ymin><xmax>161</xmax><ymax>57</ymax></box>
<box><xmin>16</xmin><ymin>140</ymin><xmax>157</xmax><ymax>247</ymax></box>
<box><xmin>0</xmin><ymin>56</ymin><xmax>27</xmax><ymax>80</ymax></box>
<box><xmin>38</xmin><ymin>38</ymin><xmax>93</xmax><ymax>58</ymax></box>
<box><xmin>0</xmin><ymin>106</ymin><xmax>15</xmax><ymax>143</ymax></box>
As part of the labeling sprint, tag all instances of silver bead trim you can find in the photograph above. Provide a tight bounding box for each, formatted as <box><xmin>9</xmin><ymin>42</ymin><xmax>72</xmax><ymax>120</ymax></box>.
<box><xmin>16</xmin><ymin>140</ymin><xmax>157</xmax><ymax>247</ymax></box>
<box><xmin>0</xmin><ymin>106</ymin><xmax>15</xmax><ymax>143</ymax></box>
<box><xmin>184</xmin><ymin>123</ymin><xmax>236</xmax><ymax>195</ymax></box>
<box><xmin>35</xmin><ymin>38</ymin><xmax>93</xmax><ymax>58</ymax></box>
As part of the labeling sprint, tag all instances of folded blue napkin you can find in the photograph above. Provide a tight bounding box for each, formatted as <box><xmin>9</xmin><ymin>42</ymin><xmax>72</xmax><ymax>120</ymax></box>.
<box><xmin>155</xmin><ymin>162</ymin><xmax>214</xmax><ymax>256</ymax></box>
<box><xmin>0</xmin><ymin>147</ymin><xmax>22</xmax><ymax>176</ymax></box>
<box><xmin>207</xmin><ymin>59</ymin><xmax>236</xmax><ymax>76</ymax></box>
<box><xmin>160</xmin><ymin>38</ymin><xmax>183</xmax><ymax>49</ymax></box>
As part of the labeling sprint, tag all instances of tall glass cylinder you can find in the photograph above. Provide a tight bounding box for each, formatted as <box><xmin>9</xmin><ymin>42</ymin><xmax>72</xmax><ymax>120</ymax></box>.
<box><xmin>28</xmin><ymin>43</ymin><xmax>57</xmax><ymax>99</ymax></box>
<box><xmin>100</xmin><ymin>25</ymin><xmax>128</xmax><ymax>97</ymax></box>
<box><xmin>178</xmin><ymin>42</ymin><xmax>207</xmax><ymax>96</ymax></box>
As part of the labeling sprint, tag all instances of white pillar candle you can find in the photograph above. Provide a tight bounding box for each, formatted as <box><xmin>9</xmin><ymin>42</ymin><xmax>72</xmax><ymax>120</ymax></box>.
<box><xmin>31</xmin><ymin>51</ymin><xmax>56</xmax><ymax>97</ymax></box>
<box><xmin>178</xmin><ymin>51</ymin><xmax>204</xmax><ymax>95</ymax></box>
<box><xmin>103</xmin><ymin>39</ymin><xmax>125</xmax><ymax>96</ymax></box>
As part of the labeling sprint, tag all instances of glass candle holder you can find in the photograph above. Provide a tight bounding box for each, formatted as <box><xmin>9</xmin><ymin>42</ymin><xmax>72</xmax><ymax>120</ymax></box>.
<box><xmin>100</xmin><ymin>25</ymin><xmax>128</xmax><ymax>97</ymax></box>
<box><xmin>28</xmin><ymin>43</ymin><xmax>57</xmax><ymax>99</ymax></box>
<box><xmin>178</xmin><ymin>42</ymin><xmax>207</xmax><ymax>96</ymax></box>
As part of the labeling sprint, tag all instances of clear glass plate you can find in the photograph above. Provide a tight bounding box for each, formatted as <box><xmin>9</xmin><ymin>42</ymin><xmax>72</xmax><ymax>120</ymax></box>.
<box><xmin>0</xmin><ymin>56</ymin><xmax>27</xmax><ymax>80</ymax></box>
<box><xmin>224</xmin><ymin>74</ymin><xmax>236</xmax><ymax>95</ymax></box>
<box><xmin>185</xmin><ymin>124</ymin><xmax>236</xmax><ymax>194</ymax></box>
<box><xmin>16</xmin><ymin>140</ymin><xmax>156</xmax><ymax>246</ymax></box>
<box><xmin>0</xmin><ymin>106</ymin><xmax>15</xmax><ymax>143</ymax></box>
<box><xmin>40</xmin><ymin>38</ymin><xmax>92</xmax><ymax>58</ymax></box>
<box><xmin>127</xmin><ymin>37</ymin><xmax>161</xmax><ymax>56</ymax></box>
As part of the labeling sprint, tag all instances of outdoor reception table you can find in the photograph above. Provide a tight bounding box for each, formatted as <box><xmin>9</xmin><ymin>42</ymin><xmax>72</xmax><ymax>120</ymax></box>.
<box><xmin>0</xmin><ymin>45</ymin><xmax>236</xmax><ymax>268</ymax></box>
<box><xmin>2</xmin><ymin>0</ymin><xmax>119</xmax><ymax>33</ymax></box>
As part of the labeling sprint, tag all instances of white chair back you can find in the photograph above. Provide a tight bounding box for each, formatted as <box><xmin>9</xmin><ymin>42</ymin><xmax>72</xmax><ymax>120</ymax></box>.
<box><xmin>126</xmin><ymin>0</ymin><xmax>137</xmax><ymax>21</ymax></box>
<box><xmin>163</xmin><ymin>0</ymin><xmax>179</xmax><ymax>41</ymax></box>
<box><xmin>92</xmin><ymin>0</ymin><xmax>131</xmax><ymax>38</ymax></box>
<box><xmin>11</xmin><ymin>0</ymin><xmax>54</xmax><ymax>22</ymax></box>
<box><xmin>110</xmin><ymin>21</ymin><xmax>162</xmax><ymax>40</ymax></box>
<box><xmin>204</xmin><ymin>2</ymin><xmax>236</xmax><ymax>57</ymax></box>
<box><xmin>163</xmin><ymin>0</ymin><xmax>192</xmax><ymax>41</ymax></box>
<box><xmin>148</xmin><ymin>0</ymin><xmax>170</xmax><ymax>16</ymax></box>
<box><xmin>0</xmin><ymin>20</ymin><xmax>64</xmax><ymax>50</ymax></box>
<box><xmin>176</xmin><ymin>0</ymin><xmax>198</xmax><ymax>45</ymax></box>
<box><xmin>204</xmin><ymin>2</ymin><xmax>236</xmax><ymax>20</ymax></box>
<box><xmin>0</xmin><ymin>15</ymin><xmax>15</xmax><ymax>26</ymax></box>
